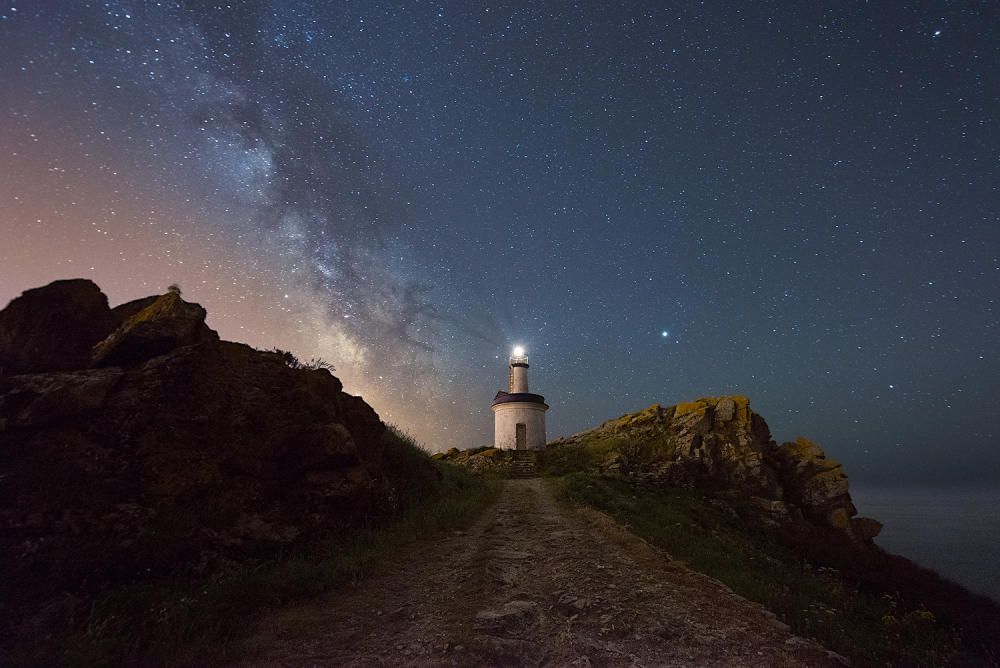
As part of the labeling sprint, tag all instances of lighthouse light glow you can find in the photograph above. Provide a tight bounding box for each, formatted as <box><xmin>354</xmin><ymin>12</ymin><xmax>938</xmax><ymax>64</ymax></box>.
<box><xmin>513</xmin><ymin>346</ymin><xmax>526</xmax><ymax>357</ymax></box>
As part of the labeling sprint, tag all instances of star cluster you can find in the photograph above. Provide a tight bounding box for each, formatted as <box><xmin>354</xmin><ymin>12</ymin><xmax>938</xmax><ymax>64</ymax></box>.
<box><xmin>1</xmin><ymin>2</ymin><xmax>997</xmax><ymax>482</ymax></box>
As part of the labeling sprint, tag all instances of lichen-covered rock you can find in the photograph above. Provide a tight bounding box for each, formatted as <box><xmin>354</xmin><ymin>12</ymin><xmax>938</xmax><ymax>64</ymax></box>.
<box><xmin>110</xmin><ymin>294</ymin><xmax>159</xmax><ymax>322</ymax></box>
<box><xmin>765</xmin><ymin>436</ymin><xmax>858</xmax><ymax>533</ymax></box>
<box><xmin>463</xmin><ymin>452</ymin><xmax>512</xmax><ymax>475</ymax></box>
<box><xmin>0</xmin><ymin>279</ymin><xmax>118</xmax><ymax>374</ymax></box>
<box><xmin>91</xmin><ymin>291</ymin><xmax>219</xmax><ymax>367</ymax></box>
<box><xmin>714</xmin><ymin>397</ymin><xmax>737</xmax><ymax>422</ymax></box>
<box><xmin>549</xmin><ymin>396</ymin><xmax>877</xmax><ymax>544</ymax></box>
<box><xmin>827</xmin><ymin>507</ymin><xmax>852</xmax><ymax>530</ymax></box>
<box><xmin>558</xmin><ymin>397</ymin><xmax>781</xmax><ymax>498</ymax></box>
<box><xmin>850</xmin><ymin>516</ymin><xmax>883</xmax><ymax>543</ymax></box>
<box><xmin>434</xmin><ymin>446</ymin><xmax>514</xmax><ymax>475</ymax></box>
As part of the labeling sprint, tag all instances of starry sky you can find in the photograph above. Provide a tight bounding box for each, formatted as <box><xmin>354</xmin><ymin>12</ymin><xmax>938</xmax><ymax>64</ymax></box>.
<box><xmin>1</xmin><ymin>1</ymin><xmax>997</xmax><ymax>483</ymax></box>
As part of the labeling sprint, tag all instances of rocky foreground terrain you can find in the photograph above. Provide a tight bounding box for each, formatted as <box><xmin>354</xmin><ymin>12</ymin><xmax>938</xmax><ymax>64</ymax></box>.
<box><xmin>0</xmin><ymin>279</ymin><xmax>438</xmax><ymax>662</ymax></box>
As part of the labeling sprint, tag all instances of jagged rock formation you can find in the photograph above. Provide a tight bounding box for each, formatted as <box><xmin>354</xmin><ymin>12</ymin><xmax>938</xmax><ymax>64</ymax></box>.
<box><xmin>0</xmin><ymin>279</ymin><xmax>436</xmax><ymax>652</ymax></box>
<box><xmin>547</xmin><ymin>396</ymin><xmax>881</xmax><ymax>544</ymax></box>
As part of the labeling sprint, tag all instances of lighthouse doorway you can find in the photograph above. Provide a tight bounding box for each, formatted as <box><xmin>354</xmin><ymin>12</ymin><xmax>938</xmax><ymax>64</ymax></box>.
<box><xmin>515</xmin><ymin>423</ymin><xmax>527</xmax><ymax>450</ymax></box>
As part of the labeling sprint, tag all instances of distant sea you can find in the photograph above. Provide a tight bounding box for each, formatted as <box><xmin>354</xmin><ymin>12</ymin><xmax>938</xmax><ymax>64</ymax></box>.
<box><xmin>850</xmin><ymin>486</ymin><xmax>1000</xmax><ymax>603</ymax></box>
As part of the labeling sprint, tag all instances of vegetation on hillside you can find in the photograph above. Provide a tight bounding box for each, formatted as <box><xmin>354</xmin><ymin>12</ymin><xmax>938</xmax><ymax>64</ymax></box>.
<box><xmin>21</xmin><ymin>430</ymin><xmax>501</xmax><ymax>668</ymax></box>
<box><xmin>548</xmin><ymin>472</ymin><xmax>996</xmax><ymax>668</ymax></box>
<box><xmin>270</xmin><ymin>347</ymin><xmax>336</xmax><ymax>372</ymax></box>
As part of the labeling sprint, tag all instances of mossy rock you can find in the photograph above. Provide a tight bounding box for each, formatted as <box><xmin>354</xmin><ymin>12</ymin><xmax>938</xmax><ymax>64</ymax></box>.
<box><xmin>786</xmin><ymin>436</ymin><xmax>825</xmax><ymax>461</ymax></box>
<box><xmin>827</xmin><ymin>507</ymin><xmax>851</xmax><ymax>530</ymax></box>
<box><xmin>673</xmin><ymin>399</ymin><xmax>709</xmax><ymax>418</ymax></box>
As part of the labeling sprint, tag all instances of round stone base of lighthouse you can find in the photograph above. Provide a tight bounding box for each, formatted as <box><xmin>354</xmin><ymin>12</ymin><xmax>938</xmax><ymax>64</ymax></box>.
<box><xmin>492</xmin><ymin>401</ymin><xmax>548</xmax><ymax>451</ymax></box>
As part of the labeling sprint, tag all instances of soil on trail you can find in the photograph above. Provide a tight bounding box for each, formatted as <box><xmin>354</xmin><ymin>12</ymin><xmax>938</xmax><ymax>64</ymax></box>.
<box><xmin>240</xmin><ymin>479</ymin><xmax>846</xmax><ymax>667</ymax></box>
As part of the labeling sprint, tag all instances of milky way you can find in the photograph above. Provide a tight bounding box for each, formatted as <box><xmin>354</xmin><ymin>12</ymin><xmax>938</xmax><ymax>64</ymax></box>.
<box><xmin>1</xmin><ymin>2</ymin><xmax>998</xmax><ymax>482</ymax></box>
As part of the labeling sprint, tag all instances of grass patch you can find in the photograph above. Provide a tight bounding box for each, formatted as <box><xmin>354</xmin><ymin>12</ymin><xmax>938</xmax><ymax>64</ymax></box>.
<box><xmin>40</xmin><ymin>435</ymin><xmax>501</xmax><ymax>668</ymax></box>
<box><xmin>548</xmin><ymin>473</ymin><xmax>969</xmax><ymax>668</ymax></box>
<box><xmin>538</xmin><ymin>435</ymin><xmax>624</xmax><ymax>476</ymax></box>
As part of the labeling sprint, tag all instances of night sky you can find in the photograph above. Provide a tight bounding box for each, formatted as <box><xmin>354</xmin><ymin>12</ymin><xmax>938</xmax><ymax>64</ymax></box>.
<box><xmin>1</xmin><ymin>2</ymin><xmax>997</xmax><ymax>483</ymax></box>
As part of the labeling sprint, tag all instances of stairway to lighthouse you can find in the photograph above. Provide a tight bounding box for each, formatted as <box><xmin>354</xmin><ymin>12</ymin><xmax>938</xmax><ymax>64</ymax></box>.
<box><xmin>509</xmin><ymin>450</ymin><xmax>538</xmax><ymax>478</ymax></box>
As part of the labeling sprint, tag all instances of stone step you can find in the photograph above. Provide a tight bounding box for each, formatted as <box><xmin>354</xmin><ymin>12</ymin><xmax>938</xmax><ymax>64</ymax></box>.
<box><xmin>508</xmin><ymin>450</ymin><xmax>539</xmax><ymax>478</ymax></box>
<box><xmin>509</xmin><ymin>453</ymin><xmax>538</xmax><ymax>478</ymax></box>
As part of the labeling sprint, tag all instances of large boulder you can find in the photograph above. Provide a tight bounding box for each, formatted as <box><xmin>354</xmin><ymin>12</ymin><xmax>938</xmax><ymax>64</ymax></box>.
<box><xmin>110</xmin><ymin>294</ymin><xmax>159</xmax><ymax>322</ymax></box>
<box><xmin>850</xmin><ymin>516</ymin><xmax>884</xmax><ymax>542</ymax></box>
<box><xmin>0</xmin><ymin>279</ymin><xmax>117</xmax><ymax>374</ymax></box>
<box><xmin>91</xmin><ymin>290</ymin><xmax>219</xmax><ymax>367</ymax></box>
<box><xmin>0</xmin><ymin>367</ymin><xmax>123</xmax><ymax>428</ymax></box>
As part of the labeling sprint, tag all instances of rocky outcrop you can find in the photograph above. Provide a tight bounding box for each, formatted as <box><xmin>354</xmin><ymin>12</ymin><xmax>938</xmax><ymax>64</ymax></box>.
<box><xmin>0</xmin><ymin>280</ymin><xmax>437</xmax><ymax>653</ymax></box>
<box><xmin>0</xmin><ymin>279</ymin><xmax>118</xmax><ymax>374</ymax></box>
<box><xmin>110</xmin><ymin>294</ymin><xmax>159</xmax><ymax>322</ymax></box>
<box><xmin>547</xmin><ymin>396</ymin><xmax>880</xmax><ymax>544</ymax></box>
<box><xmin>435</xmin><ymin>446</ymin><xmax>513</xmax><ymax>476</ymax></box>
<box><xmin>91</xmin><ymin>290</ymin><xmax>218</xmax><ymax>367</ymax></box>
<box><xmin>764</xmin><ymin>436</ymin><xmax>855</xmax><ymax>528</ymax></box>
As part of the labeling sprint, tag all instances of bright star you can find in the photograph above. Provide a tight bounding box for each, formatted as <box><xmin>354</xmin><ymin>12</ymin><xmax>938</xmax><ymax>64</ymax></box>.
<box><xmin>661</xmin><ymin>330</ymin><xmax>669</xmax><ymax>338</ymax></box>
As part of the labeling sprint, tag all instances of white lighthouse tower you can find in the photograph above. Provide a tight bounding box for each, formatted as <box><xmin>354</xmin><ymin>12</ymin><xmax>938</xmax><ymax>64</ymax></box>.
<box><xmin>491</xmin><ymin>346</ymin><xmax>549</xmax><ymax>450</ymax></box>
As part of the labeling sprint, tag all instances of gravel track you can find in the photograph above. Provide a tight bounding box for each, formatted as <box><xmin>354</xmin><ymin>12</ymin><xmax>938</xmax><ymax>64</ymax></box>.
<box><xmin>239</xmin><ymin>478</ymin><xmax>846</xmax><ymax>667</ymax></box>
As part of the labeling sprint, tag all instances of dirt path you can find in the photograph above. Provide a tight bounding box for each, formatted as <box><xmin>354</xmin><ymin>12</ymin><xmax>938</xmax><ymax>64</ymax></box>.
<box><xmin>239</xmin><ymin>479</ymin><xmax>846</xmax><ymax>667</ymax></box>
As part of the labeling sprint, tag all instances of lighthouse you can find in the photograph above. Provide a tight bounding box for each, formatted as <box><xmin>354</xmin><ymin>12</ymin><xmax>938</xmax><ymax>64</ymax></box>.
<box><xmin>491</xmin><ymin>346</ymin><xmax>549</xmax><ymax>450</ymax></box>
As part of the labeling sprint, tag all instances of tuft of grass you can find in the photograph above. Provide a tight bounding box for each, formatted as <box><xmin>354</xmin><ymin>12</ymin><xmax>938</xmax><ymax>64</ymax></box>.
<box><xmin>548</xmin><ymin>473</ymin><xmax>970</xmax><ymax>668</ymax></box>
<box><xmin>44</xmin><ymin>449</ymin><xmax>500</xmax><ymax>668</ymax></box>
